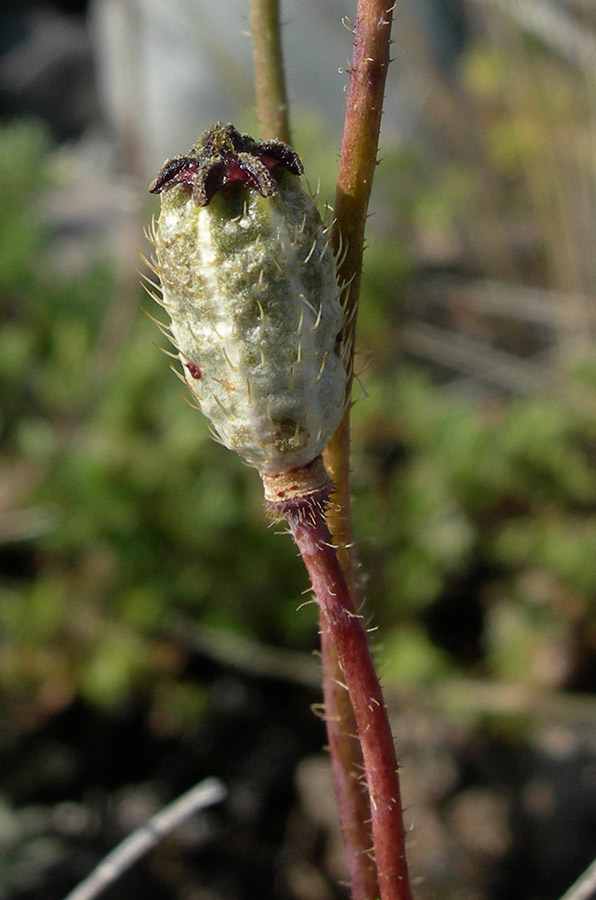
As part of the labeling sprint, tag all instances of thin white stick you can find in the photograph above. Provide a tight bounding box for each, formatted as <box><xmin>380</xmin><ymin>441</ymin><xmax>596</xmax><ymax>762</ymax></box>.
<box><xmin>558</xmin><ymin>857</ymin><xmax>596</xmax><ymax>900</ymax></box>
<box><xmin>63</xmin><ymin>777</ymin><xmax>226</xmax><ymax>900</ymax></box>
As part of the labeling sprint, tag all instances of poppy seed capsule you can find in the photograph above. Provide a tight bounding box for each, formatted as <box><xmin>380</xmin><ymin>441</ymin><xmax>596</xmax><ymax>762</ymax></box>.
<box><xmin>148</xmin><ymin>123</ymin><xmax>346</xmax><ymax>475</ymax></box>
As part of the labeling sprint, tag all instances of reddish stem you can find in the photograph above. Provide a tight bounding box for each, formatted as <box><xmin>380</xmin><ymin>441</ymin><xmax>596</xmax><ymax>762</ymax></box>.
<box><xmin>333</xmin><ymin>0</ymin><xmax>395</xmax><ymax>349</ymax></box>
<box><xmin>320</xmin><ymin>626</ymin><xmax>380</xmax><ymax>899</ymax></box>
<box><xmin>321</xmin><ymin>422</ymin><xmax>379</xmax><ymax>900</ymax></box>
<box><xmin>324</xmin><ymin>4</ymin><xmax>400</xmax><ymax>886</ymax></box>
<box><xmin>286</xmin><ymin>501</ymin><xmax>412</xmax><ymax>900</ymax></box>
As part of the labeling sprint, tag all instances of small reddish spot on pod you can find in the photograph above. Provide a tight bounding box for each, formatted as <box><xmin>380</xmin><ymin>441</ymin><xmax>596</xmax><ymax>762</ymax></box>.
<box><xmin>185</xmin><ymin>362</ymin><xmax>202</xmax><ymax>379</ymax></box>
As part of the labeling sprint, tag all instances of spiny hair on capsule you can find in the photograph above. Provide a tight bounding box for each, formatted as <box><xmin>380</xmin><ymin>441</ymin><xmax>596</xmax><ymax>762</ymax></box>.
<box><xmin>303</xmin><ymin>238</ymin><xmax>318</xmax><ymax>266</ymax></box>
<box><xmin>212</xmin><ymin>393</ymin><xmax>232</xmax><ymax>421</ymax></box>
<box><xmin>207</xmin><ymin>421</ymin><xmax>231</xmax><ymax>447</ymax></box>
<box><xmin>293</xmin><ymin>215</ymin><xmax>307</xmax><ymax>241</ymax></box>
<box><xmin>180</xmin><ymin>392</ymin><xmax>202</xmax><ymax>412</ymax></box>
<box><xmin>139</xmin><ymin>275</ymin><xmax>161</xmax><ymax>307</ymax></box>
<box><xmin>271</xmin><ymin>255</ymin><xmax>284</xmax><ymax>275</ymax></box>
<box><xmin>221</xmin><ymin>345</ymin><xmax>238</xmax><ymax>372</ymax></box>
<box><xmin>299</xmin><ymin>292</ymin><xmax>319</xmax><ymax>319</ymax></box>
<box><xmin>143</xmin><ymin>303</ymin><xmax>208</xmax><ymax>401</ymax></box>
<box><xmin>138</xmin><ymin>264</ymin><xmax>161</xmax><ymax>295</ymax></box>
<box><xmin>315</xmin><ymin>352</ymin><xmax>329</xmax><ymax>383</ymax></box>
<box><xmin>211</xmin><ymin>376</ymin><xmax>235</xmax><ymax>392</ymax></box>
<box><xmin>143</xmin><ymin>217</ymin><xmax>159</xmax><ymax>247</ymax></box>
<box><xmin>198</xmin><ymin>312</ymin><xmax>222</xmax><ymax>342</ymax></box>
<box><xmin>169</xmin><ymin>361</ymin><xmax>189</xmax><ymax>386</ymax></box>
<box><xmin>317</xmin><ymin>239</ymin><xmax>332</xmax><ymax>265</ymax></box>
<box><xmin>157</xmin><ymin>345</ymin><xmax>178</xmax><ymax>360</ymax></box>
<box><xmin>143</xmin><ymin>308</ymin><xmax>177</xmax><ymax>347</ymax></box>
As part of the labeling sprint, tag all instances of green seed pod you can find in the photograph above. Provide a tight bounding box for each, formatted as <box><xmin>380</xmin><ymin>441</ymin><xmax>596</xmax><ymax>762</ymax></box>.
<box><xmin>147</xmin><ymin>123</ymin><xmax>346</xmax><ymax>475</ymax></box>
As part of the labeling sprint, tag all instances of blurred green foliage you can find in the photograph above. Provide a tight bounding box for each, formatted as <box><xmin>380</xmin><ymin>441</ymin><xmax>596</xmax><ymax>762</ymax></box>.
<box><xmin>1</xmin><ymin>98</ymin><xmax>596</xmax><ymax>739</ymax></box>
<box><xmin>352</xmin><ymin>364</ymin><xmax>596</xmax><ymax>687</ymax></box>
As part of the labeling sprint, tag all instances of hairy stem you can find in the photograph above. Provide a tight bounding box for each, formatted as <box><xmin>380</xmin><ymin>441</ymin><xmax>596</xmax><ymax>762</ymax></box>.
<box><xmin>286</xmin><ymin>501</ymin><xmax>412</xmax><ymax>900</ymax></box>
<box><xmin>325</xmin><ymin>3</ymin><xmax>414</xmax><ymax>899</ymax></box>
<box><xmin>322</xmin><ymin>5</ymin><xmax>401</xmax><ymax>894</ymax></box>
<box><xmin>332</xmin><ymin>0</ymin><xmax>394</xmax><ymax>343</ymax></box>
<box><xmin>320</xmin><ymin>620</ymin><xmax>380</xmax><ymax>900</ymax></box>
<box><xmin>324</xmin><ymin>423</ymin><xmax>379</xmax><ymax>900</ymax></box>
<box><xmin>249</xmin><ymin>0</ymin><xmax>291</xmax><ymax>143</ymax></box>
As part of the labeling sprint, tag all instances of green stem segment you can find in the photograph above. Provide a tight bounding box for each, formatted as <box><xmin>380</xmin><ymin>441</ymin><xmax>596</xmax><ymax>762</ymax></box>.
<box><xmin>249</xmin><ymin>0</ymin><xmax>291</xmax><ymax>143</ymax></box>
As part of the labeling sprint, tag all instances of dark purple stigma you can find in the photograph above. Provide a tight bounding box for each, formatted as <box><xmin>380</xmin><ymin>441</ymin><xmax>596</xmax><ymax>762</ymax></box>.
<box><xmin>148</xmin><ymin>157</ymin><xmax>202</xmax><ymax>194</ymax></box>
<box><xmin>148</xmin><ymin>123</ymin><xmax>304</xmax><ymax>207</ymax></box>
